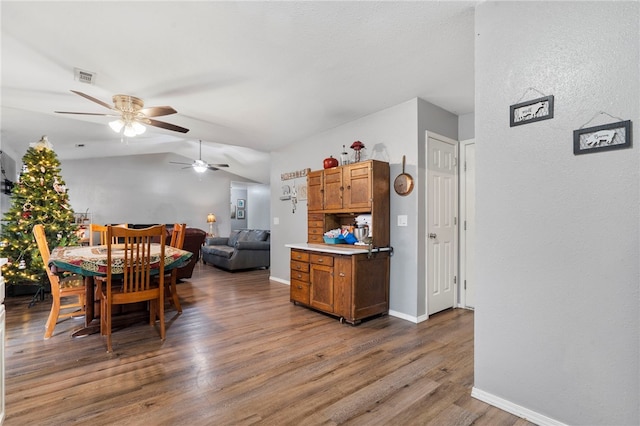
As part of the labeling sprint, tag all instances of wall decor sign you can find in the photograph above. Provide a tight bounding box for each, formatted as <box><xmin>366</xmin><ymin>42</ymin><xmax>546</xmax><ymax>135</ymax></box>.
<box><xmin>237</xmin><ymin>199</ymin><xmax>245</xmax><ymax>209</ymax></box>
<box><xmin>573</xmin><ymin>120</ymin><xmax>632</xmax><ymax>155</ymax></box>
<box><xmin>510</xmin><ymin>95</ymin><xmax>554</xmax><ymax>127</ymax></box>
<box><xmin>237</xmin><ymin>209</ymin><xmax>245</xmax><ymax>219</ymax></box>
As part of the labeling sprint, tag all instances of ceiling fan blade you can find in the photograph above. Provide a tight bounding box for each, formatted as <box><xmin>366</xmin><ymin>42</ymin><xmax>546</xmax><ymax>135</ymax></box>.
<box><xmin>208</xmin><ymin>163</ymin><xmax>229</xmax><ymax>168</ymax></box>
<box><xmin>54</xmin><ymin>111</ymin><xmax>116</xmax><ymax>116</ymax></box>
<box><xmin>140</xmin><ymin>106</ymin><xmax>177</xmax><ymax>117</ymax></box>
<box><xmin>169</xmin><ymin>161</ymin><xmax>193</xmax><ymax>166</ymax></box>
<box><xmin>70</xmin><ymin>90</ymin><xmax>115</xmax><ymax>110</ymax></box>
<box><xmin>145</xmin><ymin>118</ymin><xmax>190</xmax><ymax>133</ymax></box>
<box><xmin>207</xmin><ymin>166</ymin><xmax>220</xmax><ymax>171</ymax></box>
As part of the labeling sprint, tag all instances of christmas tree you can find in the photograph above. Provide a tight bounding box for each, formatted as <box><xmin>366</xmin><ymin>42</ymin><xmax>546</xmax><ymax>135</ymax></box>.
<box><xmin>0</xmin><ymin>136</ymin><xmax>78</xmax><ymax>285</ymax></box>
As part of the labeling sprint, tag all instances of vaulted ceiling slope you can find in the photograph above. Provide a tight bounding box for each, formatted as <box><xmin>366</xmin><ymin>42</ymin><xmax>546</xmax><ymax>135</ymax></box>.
<box><xmin>1</xmin><ymin>1</ymin><xmax>476</xmax><ymax>184</ymax></box>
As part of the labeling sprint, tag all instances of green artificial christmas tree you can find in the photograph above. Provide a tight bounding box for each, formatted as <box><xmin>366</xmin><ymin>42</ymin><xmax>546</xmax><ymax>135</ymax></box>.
<box><xmin>0</xmin><ymin>136</ymin><xmax>78</xmax><ymax>286</ymax></box>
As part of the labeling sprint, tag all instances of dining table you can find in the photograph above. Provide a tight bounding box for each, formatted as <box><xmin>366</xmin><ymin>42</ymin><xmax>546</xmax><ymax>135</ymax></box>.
<box><xmin>48</xmin><ymin>243</ymin><xmax>193</xmax><ymax>336</ymax></box>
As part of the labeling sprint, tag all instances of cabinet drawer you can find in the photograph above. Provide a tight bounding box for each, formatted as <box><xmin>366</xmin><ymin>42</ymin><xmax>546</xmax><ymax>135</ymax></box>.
<box><xmin>310</xmin><ymin>253</ymin><xmax>334</xmax><ymax>266</ymax></box>
<box><xmin>291</xmin><ymin>280</ymin><xmax>310</xmax><ymax>305</ymax></box>
<box><xmin>291</xmin><ymin>260</ymin><xmax>310</xmax><ymax>272</ymax></box>
<box><xmin>308</xmin><ymin>213</ymin><xmax>324</xmax><ymax>221</ymax></box>
<box><xmin>290</xmin><ymin>269</ymin><xmax>309</xmax><ymax>283</ymax></box>
<box><xmin>308</xmin><ymin>220</ymin><xmax>324</xmax><ymax>228</ymax></box>
<box><xmin>308</xmin><ymin>227</ymin><xmax>323</xmax><ymax>236</ymax></box>
<box><xmin>291</xmin><ymin>250</ymin><xmax>310</xmax><ymax>262</ymax></box>
<box><xmin>308</xmin><ymin>234</ymin><xmax>324</xmax><ymax>244</ymax></box>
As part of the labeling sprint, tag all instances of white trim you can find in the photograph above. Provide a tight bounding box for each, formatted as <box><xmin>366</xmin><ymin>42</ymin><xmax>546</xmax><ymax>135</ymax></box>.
<box><xmin>471</xmin><ymin>387</ymin><xmax>567</xmax><ymax>426</ymax></box>
<box><xmin>459</xmin><ymin>139</ymin><xmax>475</xmax><ymax>309</ymax></box>
<box><xmin>269</xmin><ymin>276</ymin><xmax>289</xmax><ymax>285</ymax></box>
<box><xmin>388</xmin><ymin>310</ymin><xmax>419</xmax><ymax>323</ymax></box>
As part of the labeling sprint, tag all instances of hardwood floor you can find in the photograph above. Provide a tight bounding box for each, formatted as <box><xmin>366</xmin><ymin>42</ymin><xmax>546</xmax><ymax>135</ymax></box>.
<box><xmin>4</xmin><ymin>263</ymin><xmax>534</xmax><ymax>425</ymax></box>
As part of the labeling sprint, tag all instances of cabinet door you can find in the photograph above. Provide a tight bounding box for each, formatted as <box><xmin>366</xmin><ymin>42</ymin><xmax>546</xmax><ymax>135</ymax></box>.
<box><xmin>333</xmin><ymin>256</ymin><xmax>353</xmax><ymax>320</ymax></box>
<box><xmin>307</xmin><ymin>170</ymin><xmax>324</xmax><ymax>211</ymax></box>
<box><xmin>323</xmin><ymin>168</ymin><xmax>343</xmax><ymax>210</ymax></box>
<box><xmin>310</xmin><ymin>264</ymin><xmax>334</xmax><ymax>312</ymax></box>
<box><xmin>344</xmin><ymin>162</ymin><xmax>372</xmax><ymax>209</ymax></box>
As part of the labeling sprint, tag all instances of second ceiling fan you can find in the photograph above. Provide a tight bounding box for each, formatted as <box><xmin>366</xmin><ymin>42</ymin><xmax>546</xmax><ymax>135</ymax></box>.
<box><xmin>170</xmin><ymin>140</ymin><xmax>229</xmax><ymax>173</ymax></box>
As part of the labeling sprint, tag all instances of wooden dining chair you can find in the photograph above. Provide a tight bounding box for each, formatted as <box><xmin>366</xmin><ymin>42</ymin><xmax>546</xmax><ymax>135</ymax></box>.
<box><xmin>89</xmin><ymin>223</ymin><xmax>128</xmax><ymax>245</ymax></box>
<box><xmin>100</xmin><ymin>224</ymin><xmax>166</xmax><ymax>352</ymax></box>
<box><xmin>33</xmin><ymin>224</ymin><xmax>86</xmax><ymax>339</ymax></box>
<box><xmin>166</xmin><ymin>223</ymin><xmax>186</xmax><ymax>313</ymax></box>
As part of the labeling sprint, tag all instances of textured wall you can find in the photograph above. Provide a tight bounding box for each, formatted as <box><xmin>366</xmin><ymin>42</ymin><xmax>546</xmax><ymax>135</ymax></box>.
<box><xmin>474</xmin><ymin>2</ymin><xmax>639</xmax><ymax>424</ymax></box>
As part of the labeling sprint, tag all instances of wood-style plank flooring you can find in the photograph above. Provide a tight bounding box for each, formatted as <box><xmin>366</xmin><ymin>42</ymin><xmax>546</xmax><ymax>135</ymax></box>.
<box><xmin>4</xmin><ymin>263</ymin><xmax>534</xmax><ymax>425</ymax></box>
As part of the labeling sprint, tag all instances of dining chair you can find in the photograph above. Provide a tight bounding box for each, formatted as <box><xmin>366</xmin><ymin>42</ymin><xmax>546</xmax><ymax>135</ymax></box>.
<box><xmin>166</xmin><ymin>223</ymin><xmax>186</xmax><ymax>313</ymax></box>
<box><xmin>89</xmin><ymin>223</ymin><xmax>128</xmax><ymax>245</ymax></box>
<box><xmin>100</xmin><ymin>224</ymin><xmax>166</xmax><ymax>352</ymax></box>
<box><xmin>32</xmin><ymin>224</ymin><xmax>86</xmax><ymax>339</ymax></box>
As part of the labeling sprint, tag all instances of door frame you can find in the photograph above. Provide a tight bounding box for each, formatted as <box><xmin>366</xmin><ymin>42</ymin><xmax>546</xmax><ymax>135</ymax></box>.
<box><xmin>424</xmin><ymin>131</ymin><xmax>459</xmax><ymax>317</ymax></box>
<box><xmin>459</xmin><ymin>139</ymin><xmax>475</xmax><ymax>309</ymax></box>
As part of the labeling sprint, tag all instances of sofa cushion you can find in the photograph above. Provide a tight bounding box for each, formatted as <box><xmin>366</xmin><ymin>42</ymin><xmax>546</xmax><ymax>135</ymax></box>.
<box><xmin>201</xmin><ymin>245</ymin><xmax>235</xmax><ymax>259</ymax></box>
<box><xmin>246</xmin><ymin>230</ymin><xmax>269</xmax><ymax>242</ymax></box>
<box><xmin>227</xmin><ymin>229</ymin><xmax>242</xmax><ymax>247</ymax></box>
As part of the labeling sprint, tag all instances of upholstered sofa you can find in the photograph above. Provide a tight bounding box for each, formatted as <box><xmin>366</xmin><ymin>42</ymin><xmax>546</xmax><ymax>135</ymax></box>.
<box><xmin>128</xmin><ymin>224</ymin><xmax>206</xmax><ymax>279</ymax></box>
<box><xmin>201</xmin><ymin>229</ymin><xmax>270</xmax><ymax>271</ymax></box>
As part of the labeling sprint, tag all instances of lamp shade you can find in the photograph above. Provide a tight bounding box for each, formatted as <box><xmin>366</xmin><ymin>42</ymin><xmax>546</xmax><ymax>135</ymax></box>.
<box><xmin>207</xmin><ymin>213</ymin><xmax>217</xmax><ymax>223</ymax></box>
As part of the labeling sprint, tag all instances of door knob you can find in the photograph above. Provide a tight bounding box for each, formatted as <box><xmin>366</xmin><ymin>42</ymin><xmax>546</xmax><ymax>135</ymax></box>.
<box><xmin>429</xmin><ymin>233</ymin><xmax>437</xmax><ymax>239</ymax></box>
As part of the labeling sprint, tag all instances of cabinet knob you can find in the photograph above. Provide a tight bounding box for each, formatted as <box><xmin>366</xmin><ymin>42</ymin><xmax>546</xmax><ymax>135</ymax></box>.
<box><xmin>297</xmin><ymin>285</ymin><xmax>302</xmax><ymax>290</ymax></box>
<box><xmin>296</xmin><ymin>265</ymin><xmax>301</xmax><ymax>269</ymax></box>
<box><xmin>339</xmin><ymin>272</ymin><xmax>345</xmax><ymax>277</ymax></box>
<box><xmin>318</xmin><ymin>258</ymin><xmax>323</xmax><ymax>263</ymax></box>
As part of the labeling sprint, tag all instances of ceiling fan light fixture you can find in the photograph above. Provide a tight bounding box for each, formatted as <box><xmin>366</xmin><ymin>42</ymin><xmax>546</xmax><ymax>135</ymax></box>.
<box><xmin>123</xmin><ymin>123</ymin><xmax>137</xmax><ymax>137</ymax></box>
<box><xmin>109</xmin><ymin>119</ymin><xmax>124</xmax><ymax>132</ymax></box>
<box><xmin>193</xmin><ymin>160</ymin><xmax>208</xmax><ymax>173</ymax></box>
<box><xmin>132</xmin><ymin>121</ymin><xmax>146</xmax><ymax>135</ymax></box>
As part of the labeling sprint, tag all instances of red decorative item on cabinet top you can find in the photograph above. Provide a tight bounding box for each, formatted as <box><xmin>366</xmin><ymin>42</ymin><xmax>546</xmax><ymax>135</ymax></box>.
<box><xmin>323</xmin><ymin>156</ymin><xmax>339</xmax><ymax>169</ymax></box>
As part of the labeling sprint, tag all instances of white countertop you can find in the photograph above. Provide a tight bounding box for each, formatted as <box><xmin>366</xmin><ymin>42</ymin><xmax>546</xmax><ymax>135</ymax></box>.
<box><xmin>285</xmin><ymin>243</ymin><xmax>391</xmax><ymax>255</ymax></box>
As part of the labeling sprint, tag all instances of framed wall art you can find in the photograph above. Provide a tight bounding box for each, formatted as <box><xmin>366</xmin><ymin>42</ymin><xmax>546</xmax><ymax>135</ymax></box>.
<box><xmin>237</xmin><ymin>199</ymin><xmax>245</xmax><ymax>209</ymax></box>
<box><xmin>573</xmin><ymin>120</ymin><xmax>632</xmax><ymax>155</ymax></box>
<box><xmin>510</xmin><ymin>95</ymin><xmax>554</xmax><ymax>127</ymax></box>
<box><xmin>237</xmin><ymin>209</ymin><xmax>245</xmax><ymax>220</ymax></box>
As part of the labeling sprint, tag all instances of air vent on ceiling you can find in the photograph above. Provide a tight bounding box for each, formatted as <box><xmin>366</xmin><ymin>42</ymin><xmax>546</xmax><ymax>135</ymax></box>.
<box><xmin>74</xmin><ymin>68</ymin><xmax>96</xmax><ymax>85</ymax></box>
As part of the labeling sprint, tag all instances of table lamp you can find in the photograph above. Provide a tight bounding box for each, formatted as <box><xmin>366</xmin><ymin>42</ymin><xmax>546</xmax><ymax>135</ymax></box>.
<box><xmin>207</xmin><ymin>213</ymin><xmax>217</xmax><ymax>236</ymax></box>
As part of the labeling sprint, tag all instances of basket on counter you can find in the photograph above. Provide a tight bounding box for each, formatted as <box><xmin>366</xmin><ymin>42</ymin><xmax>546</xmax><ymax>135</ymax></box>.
<box><xmin>323</xmin><ymin>236</ymin><xmax>344</xmax><ymax>244</ymax></box>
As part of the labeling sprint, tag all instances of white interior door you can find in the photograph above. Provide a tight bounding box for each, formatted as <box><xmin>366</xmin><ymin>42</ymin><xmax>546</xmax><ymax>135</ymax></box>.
<box><xmin>460</xmin><ymin>141</ymin><xmax>476</xmax><ymax>309</ymax></box>
<box><xmin>427</xmin><ymin>135</ymin><xmax>458</xmax><ymax>315</ymax></box>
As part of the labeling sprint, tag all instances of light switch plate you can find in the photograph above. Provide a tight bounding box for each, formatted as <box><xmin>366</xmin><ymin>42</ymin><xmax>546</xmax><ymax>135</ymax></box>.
<box><xmin>397</xmin><ymin>215</ymin><xmax>408</xmax><ymax>227</ymax></box>
<box><xmin>273</xmin><ymin>217</ymin><xmax>280</xmax><ymax>225</ymax></box>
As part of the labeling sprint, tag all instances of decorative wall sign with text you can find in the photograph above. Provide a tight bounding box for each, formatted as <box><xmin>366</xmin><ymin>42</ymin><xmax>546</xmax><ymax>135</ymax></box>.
<box><xmin>510</xmin><ymin>95</ymin><xmax>554</xmax><ymax>127</ymax></box>
<box><xmin>573</xmin><ymin>120</ymin><xmax>632</xmax><ymax>155</ymax></box>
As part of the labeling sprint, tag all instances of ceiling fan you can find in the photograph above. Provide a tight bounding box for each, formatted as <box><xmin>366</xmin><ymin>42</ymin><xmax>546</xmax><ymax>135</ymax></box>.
<box><xmin>170</xmin><ymin>140</ymin><xmax>229</xmax><ymax>173</ymax></box>
<box><xmin>55</xmin><ymin>90</ymin><xmax>189</xmax><ymax>135</ymax></box>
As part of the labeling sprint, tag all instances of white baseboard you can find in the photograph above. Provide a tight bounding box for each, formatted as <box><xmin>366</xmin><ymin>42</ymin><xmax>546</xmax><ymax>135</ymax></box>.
<box><xmin>388</xmin><ymin>310</ymin><xmax>418</xmax><ymax>323</ymax></box>
<box><xmin>471</xmin><ymin>387</ymin><xmax>567</xmax><ymax>426</ymax></box>
<box><xmin>269</xmin><ymin>276</ymin><xmax>289</xmax><ymax>285</ymax></box>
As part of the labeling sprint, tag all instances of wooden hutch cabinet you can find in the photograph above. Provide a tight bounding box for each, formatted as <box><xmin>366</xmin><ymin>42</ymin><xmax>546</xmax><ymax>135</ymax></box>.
<box><xmin>305</xmin><ymin>160</ymin><xmax>390</xmax><ymax>247</ymax></box>
<box><xmin>288</xmin><ymin>159</ymin><xmax>391</xmax><ymax>324</ymax></box>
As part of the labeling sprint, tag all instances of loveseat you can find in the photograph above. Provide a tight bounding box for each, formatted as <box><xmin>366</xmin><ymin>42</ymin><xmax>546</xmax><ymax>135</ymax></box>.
<box><xmin>201</xmin><ymin>229</ymin><xmax>270</xmax><ymax>271</ymax></box>
<box><xmin>128</xmin><ymin>224</ymin><xmax>206</xmax><ymax>279</ymax></box>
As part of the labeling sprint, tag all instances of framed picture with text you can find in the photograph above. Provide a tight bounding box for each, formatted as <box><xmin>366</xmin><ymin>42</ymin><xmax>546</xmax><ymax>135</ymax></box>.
<box><xmin>573</xmin><ymin>120</ymin><xmax>632</xmax><ymax>155</ymax></box>
<box><xmin>510</xmin><ymin>95</ymin><xmax>554</xmax><ymax>127</ymax></box>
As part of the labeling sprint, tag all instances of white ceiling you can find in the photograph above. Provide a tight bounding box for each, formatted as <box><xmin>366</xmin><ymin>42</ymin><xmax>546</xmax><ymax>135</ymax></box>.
<box><xmin>1</xmin><ymin>1</ymin><xmax>476</xmax><ymax>183</ymax></box>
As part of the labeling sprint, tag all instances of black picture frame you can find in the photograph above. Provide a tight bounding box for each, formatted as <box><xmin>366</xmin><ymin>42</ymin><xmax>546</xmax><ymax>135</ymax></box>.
<box><xmin>237</xmin><ymin>209</ymin><xmax>245</xmax><ymax>219</ymax></box>
<box><xmin>510</xmin><ymin>95</ymin><xmax>554</xmax><ymax>127</ymax></box>
<box><xmin>573</xmin><ymin>120</ymin><xmax>632</xmax><ymax>155</ymax></box>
